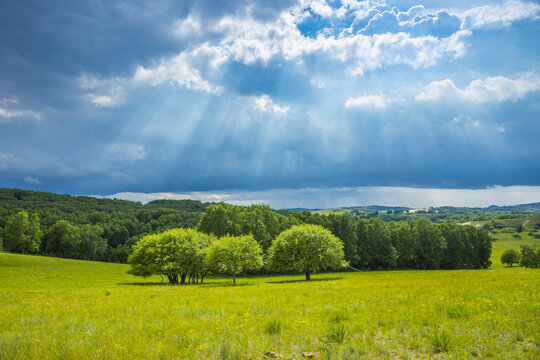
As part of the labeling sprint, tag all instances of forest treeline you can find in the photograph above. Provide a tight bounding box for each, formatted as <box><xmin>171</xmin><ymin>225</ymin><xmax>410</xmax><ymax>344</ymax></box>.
<box><xmin>0</xmin><ymin>188</ymin><xmax>211</xmax><ymax>262</ymax></box>
<box><xmin>1</xmin><ymin>188</ymin><xmax>493</xmax><ymax>270</ymax></box>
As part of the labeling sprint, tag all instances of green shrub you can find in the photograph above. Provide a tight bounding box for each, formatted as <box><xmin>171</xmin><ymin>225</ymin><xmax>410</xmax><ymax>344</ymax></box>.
<box><xmin>326</xmin><ymin>324</ymin><xmax>347</xmax><ymax>344</ymax></box>
<box><xmin>264</xmin><ymin>319</ymin><xmax>282</xmax><ymax>335</ymax></box>
<box><xmin>429</xmin><ymin>329</ymin><xmax>452</xmax><ymax>352</ymax></box>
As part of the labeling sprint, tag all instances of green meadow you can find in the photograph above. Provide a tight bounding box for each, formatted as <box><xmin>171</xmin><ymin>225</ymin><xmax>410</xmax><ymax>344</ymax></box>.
<box><xmin>490</xmin><ymin>232</ymin><xmax>540</xmax><ymax>269</ymax></box>
<box><xmin>1</xmin><ymin>251</ymin><xmax>538</xmax><ymax>359</ymax></box>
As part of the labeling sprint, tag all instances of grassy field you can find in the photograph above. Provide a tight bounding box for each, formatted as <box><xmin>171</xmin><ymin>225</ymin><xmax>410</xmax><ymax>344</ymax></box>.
<box><xmin>490</xmin><ymin>232</ymin><xmax>539</xmax><ymax>269</ymax></box>
<box><xmin>1</xmin><ymin>252</ymin><xmax>538</xmax><ymax>359</ymax></box>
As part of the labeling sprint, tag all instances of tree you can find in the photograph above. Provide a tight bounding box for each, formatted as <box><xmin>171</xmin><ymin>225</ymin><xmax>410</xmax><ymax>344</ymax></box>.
<box><xmin>241</xmin><ymin>204</ymin><xmax>280</xmax><ymax>251</ymax></box>
<box><xmin>197</xmin><ymin>202</ymin><xmax>244</xmax><ymax>238</ymax></box>
<box><xmin>128</xmin><ymin>228</ymin><xmax>215</xmax><ymax>284</ymax></box>
<box><xmin>439</xmin><ymin>223</ymin><xmax>468</xmax><ymax>269</ymax></box>
<box><xmin>357</xmin><ymin>218</ymin><xmax>396</xmax><ymax>269</ymax></box>
<box><xmin>77</xmin><ymin>224</ymin><xmax>107</xmax><ymax>261</ymax></box>
<box><xmin>500</xmin><ymin>249</ymin><xmax>520</xmax><ymax>267</ymax></box>
<box><xmin>45</xmin><ymin>220</ymin><xmax>80</xmax><ymax>257</ymax></box>
<box><xmin>4</xmin><ymin>211</ymin><xmax>42</xmax><ymax>253</ymax></box>
<box><xmin>389</xmin><ymin>221</ymin><xmax>415</xmax><ymax>268</ymax></box>
<box><xmin>520</xmin><ymin>245</ymin><xmax>540</xmax><ymax>268</ymax></box>
<box><xmin>413</xmin><ymin>218</ymin><xmax>446</xmax><ymax>269</ymax></box>
<box><xmin>267</xmin><ymin>224</ymin><xmax>347</xmax><ymax>280</ymax></box>
<box><xmin>327</xmin><ymin>214</ymin><xmax>358</xmax><ymax>266</ymax></box>
<box><xmin>205</xmin><ymin>234</ymin><xmax>263</xmax><ymax>284</ymax></box>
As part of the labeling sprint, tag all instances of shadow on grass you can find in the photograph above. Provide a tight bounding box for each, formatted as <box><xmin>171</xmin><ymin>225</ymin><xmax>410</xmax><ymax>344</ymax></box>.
<box><xmin>118</xmin><ymin>281</ymin><xmax>254</xmax><ymax>287</ymax></box>
<box><xmin>267</xmin><ymin>276</ymin><xmax>344</xmax><ymax>284</ymax></box>
<box><xmin>118</xmin><ymin>282</ymin><xmax>174</xmax><ymax>286</ymax></box>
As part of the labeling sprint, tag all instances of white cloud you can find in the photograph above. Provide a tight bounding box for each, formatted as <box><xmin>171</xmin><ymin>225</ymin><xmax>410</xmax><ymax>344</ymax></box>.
<box><xmin>133</xmin><ymin>52</ymin><xmax>222</xmax><ymax>94</ymax></box>
<box><xmin>0</xmin><ymin>107</ymin><xmax>23</xmax><ymax>120</ymax></box>
<box><xmin>415</xmin><ymin>75</ymin><xmax>540</xmax><ymax>103</ymax></box>
<box><xmin>251</xmin><ymin>94</ymin><xmax>289</xmax><ymax>114</ymax></box>
<box><xmin>461</xmin><ymin>0</ymin><xmax>540</xmax><ymax>29</ymax></box>
<box><xmin>308</xmin><ymin>0</ymin><xmax>335</xmax><ymax>18</ymax></box>
<box><xmin>24</xmin><ymin>176</ymin><xmax>42</xmax><ymax>185</ymax></box>
<box><xmin>171</xmin><ymin>15</ymin><xmax>202</xmax><ymax>39</ymax></box>
<box><xmin>106</xmin><ymin>143</ymin><xmax>147</xmax><ymax>161</ymax></box>
<box><xmin>84</xmin><ymin>94</ymin><xmax>124</xmax><ymax>108</ymax></box>
<box><xmin>0</xmin><ymin>98</ymin><xmax>42</xmax><ymax>122</ymax></box>
<box><xmin>78</xmin><ymin>73</ymin><xmax>127</xmax><ymax>107</ymax></box>
<box><xmin>346</xmin><ymin>94</ymin><xmax>387</xmax><ymax>108</ymax></box>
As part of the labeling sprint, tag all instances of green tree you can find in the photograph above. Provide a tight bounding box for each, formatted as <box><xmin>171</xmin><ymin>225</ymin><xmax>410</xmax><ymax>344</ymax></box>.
<box><xmin>413</xmin><ymin>218</ymin><xmax>446</xmax><ymax>269</ymax></box>
<box><xmin>357</xmin><ymin>218</ymin><xmax>396</xmax><ymax>269</ymax></box>
<box><xmin>77</xmin><ymin>224</ymin><xmax>108</xmax><ymax>261</ymax></box>
<box><xmin>4</xmin><ymin>211</ymin><xmax>42</xmax><ymax>253</ymax></box>
<box><xmin>389</xmin><ymin>221</ymin><xmax>416</xmax><ymax>268</ymax></box>
<box><xmin>197</xmin><ymin>202</ymin><xmax>244</xmax><ymax>237</ymax></box>
<box><xmin>520</xmin><ymin>244</ymin><xmax>540</xmax><ymax>268</ymax></box>
<box><xmin>128</xmin><ymin>228</ymin><xmax>215</xmax><ymax>284</ymax></box>
<box><xmin>45</xmin><ymin>220</ymin><xmax>80</xmax><ymax>257</ymax></box>
<box><xmin>439</xmin><ymin>223</ymin><xmax>468</xmax><ymax>269</ymax></box>
<box><xmin>205</xmin><ymin>234</ymin><xmax>263</xmax><ymax>284</ymax></box>
<box><xmin>267</xmin><ymin>224</ymin><xmax>347</xmax><ymax>280</ymax></box>
<box><xmin>500</xmin><ymin>249</ymin><xmax>520</xmax><ymax>267</ymax></box>
<box><xmin>328</xmin><ymin>214</ymin><xmax>358</xmax><ymax>266</ymax></box>
<box><xmin>241</xmin><ymin>204</ymin><xmax>280</xmax><ymax>251</ymax></box>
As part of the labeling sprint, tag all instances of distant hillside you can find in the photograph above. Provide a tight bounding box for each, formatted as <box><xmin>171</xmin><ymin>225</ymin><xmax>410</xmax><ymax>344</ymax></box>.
<box><xmin>314</xmin><ymin>202</ymin><xmax>540</xmax><ymax>222</ymax></box>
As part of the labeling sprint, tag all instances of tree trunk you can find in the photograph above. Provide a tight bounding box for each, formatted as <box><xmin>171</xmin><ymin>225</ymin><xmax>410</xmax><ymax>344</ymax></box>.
<box><xmin>180</xmin><ymin>274</ymin><xmax>186</xmax><ymax>285</ymax></box>
<box><xmin>167</xmin><ymin>275</ymin><xmax>178</xmax><ymax>285</ymax></box>
<box><xmin>305</xmin><ymin>269</ymin><xmax>311</xmax><ymax>281</ymax></box>
<box><xmin>232</xmin><ymin>273</ymin><xmax>236</xmax><ymax>285</ymax></box>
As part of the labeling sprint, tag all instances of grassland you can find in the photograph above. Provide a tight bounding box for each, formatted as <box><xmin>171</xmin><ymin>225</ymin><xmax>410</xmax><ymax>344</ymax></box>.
<box><xmin>1</xmin><ymin>251</ymin><xmax>538</xmax><ymax>359</ymax></box>
<box><xmin>490</xmin><ymin>231</ymin><xmax>540</xmax><ymax>269</ymax></box>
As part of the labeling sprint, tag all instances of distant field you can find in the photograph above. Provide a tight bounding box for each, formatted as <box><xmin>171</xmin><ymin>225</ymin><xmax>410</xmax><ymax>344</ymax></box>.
<box><xmin>1</xmin><ymin>252</ymin><xmax>538</xmax><ymax>359</ymax></box>
<box><xmin>490</xmin><ymin>232</ymin><xmax>539</xmax><ymax>269</ymax></box>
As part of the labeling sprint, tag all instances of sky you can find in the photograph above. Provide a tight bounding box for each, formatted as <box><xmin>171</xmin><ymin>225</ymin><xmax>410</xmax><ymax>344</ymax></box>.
<box><xmin>1</xmin><ymin>0</ymin><xmax>540</xmax><ymax>208</ymax></box>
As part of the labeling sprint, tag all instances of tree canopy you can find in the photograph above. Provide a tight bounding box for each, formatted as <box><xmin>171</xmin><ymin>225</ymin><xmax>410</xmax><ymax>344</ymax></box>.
<box><xmin>500</xmin><ymin>249</ymin><xmax>520</xmax><ymax>267</ymax></box>
<box><xmin>267</xmin><ymin>224</ymin><xmax>347</xmax><ymax>280</ymax></box>
<box><xmin>205</xmin><ymin>234</ymin><xmax>264</xmax><ymax>284</ymax></box>
<box><xmin>128</xmin><ymin>228</ymin><xmax>215</xmax><ymax>284</ymax></box>
<box><xmin>4</xmin><ymin>211</ymin><xmax>42</xmax><ymax>254</ymax></box>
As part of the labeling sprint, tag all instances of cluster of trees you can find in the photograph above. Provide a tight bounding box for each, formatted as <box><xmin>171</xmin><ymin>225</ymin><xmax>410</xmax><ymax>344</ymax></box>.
<box><xmin>198</xmin><ymin>204</ymin><xmax>493</xmax><ymax>270</ymax></box>
<box><xmin>129</xmin><ymin>224</ymin><xmax>346</xmax><ymax>284</ymax></box>
<box><xmin>501</xmin><ymin>245</ymin><xmax>540</xmax><ymax>268</ymax></box>
<box><xmin>2</xmin><ymin>211</ymin><xmax>108</xmax><ymax>261</ymax></box>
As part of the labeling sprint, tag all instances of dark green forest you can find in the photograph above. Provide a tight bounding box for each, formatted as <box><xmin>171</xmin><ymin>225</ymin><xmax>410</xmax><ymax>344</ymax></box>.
<box><xmin>1</xmin><ymin>188</ymin><xmax>539</xmax><ymax>270</ymax></box>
